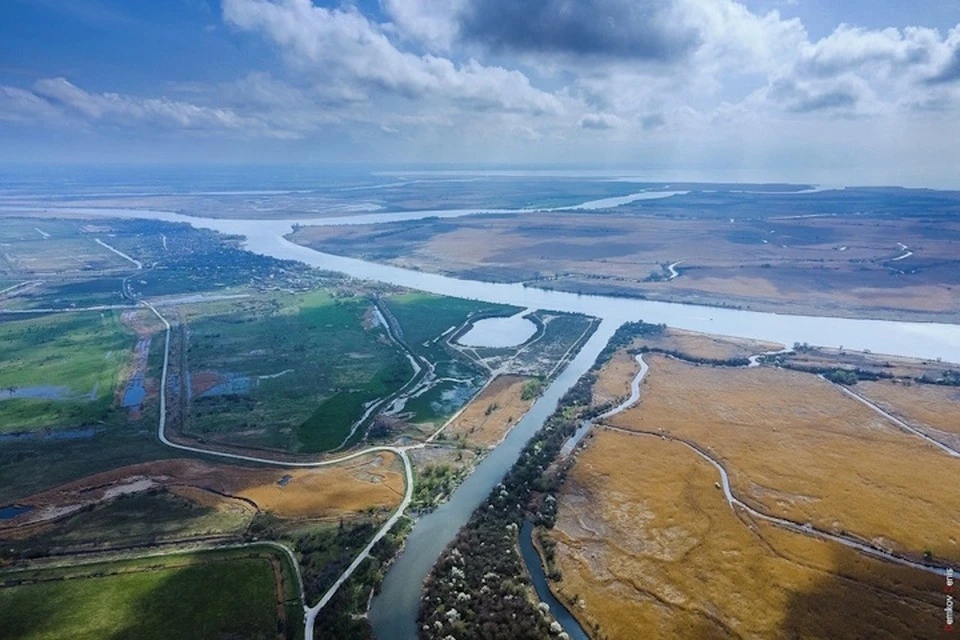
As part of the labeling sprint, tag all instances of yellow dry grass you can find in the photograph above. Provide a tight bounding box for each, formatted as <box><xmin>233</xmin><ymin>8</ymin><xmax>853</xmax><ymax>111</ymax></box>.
<box><xmin>289</xmin><ymin>214</ymin><xmax>960</xmax><ymax>320</ymax></box>
<box><xmin>592</xmin><ymin>352</ymin><xmax>640</xmax><ymax>406</ymax></box>
<box><xmin>784</xmin><ymin>347</ymin><xmax>954</xmax><ymax>378</ymax></box>
<box><xmin>549</xmin><ymin>429</ymin><xmax>945</xmax><ymax>640</ymax></box>
<box><xmin>608</xmin><ymin>355</ymin><xmax>960</xmax><ymax>560</ymax></box>
<box><xmin>0</xmin><ymin>455</ymin><xmax>405</xmax><ymax>532</ymax></box>
<box><xmin>237</xmin><ymin>453</ymin><xmax>404</xmax><ymax>518</ymax></box>
<box><xmin>168</xmin><ymin>485</ymin><xmax>253</xmax><ymax>513</ymax></box>
<box><xmin>631</xmin><ymin>328</ymin><xmax>782</xmax><ymax>361</ymax></box>
<box><xmin>444</xmin><ymin>375</ymin><xmax>535</xmax><ymax>448</ymax></box>
<box><xmin>858</xmin><ymin>380</ymin><xmax>960</xmax><ymax>438</ymax></box>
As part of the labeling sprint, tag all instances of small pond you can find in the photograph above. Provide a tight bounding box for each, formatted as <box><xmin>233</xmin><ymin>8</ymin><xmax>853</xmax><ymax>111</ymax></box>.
<box><xmin>0</xmin><ymin>504</ymin><xmax>33</xmax><ymax>520</ymax></box>
<box><xmin>122</xmin><ymin>378</ymin><xmax>146</xmax><ymax>407</ymax></box>
<box><xmin>457</xmin><ymin>314</ymin><xmax>537</xmax><ymax>348</ymax></box>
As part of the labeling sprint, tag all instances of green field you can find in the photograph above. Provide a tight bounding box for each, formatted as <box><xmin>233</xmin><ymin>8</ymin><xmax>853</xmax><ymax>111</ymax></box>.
<box><xmin>1</xmin><ymin>278</ymin><xmax>130</xmax><ymax>311</ymax></box>
<box><xmin>0</xmin><ymin>548</ymin><xmax>299</xmax><ymax>640</ymax></box>
<box><xmin>0</xmin><ymin>311</ymin><xmax>135</xmax><ymax>432</ymax></box>
<box><xmin>383</xmin><ymin>292</ymin><xmax>519</xmax><ymax>353</ymax></box>
<box><xmin>0</xmin><ymin>328</ymin><xmax>170</xmax><ymax>504</ymax></box>
<box><xmin>0</xmin><ymin>235</ymin><xmax>132</xmax><ymax>275</ymax></box>
<box><xmin>177</xmin><ymin>290</ymin><xmax>413</xmax><ymax>453</ymax></box>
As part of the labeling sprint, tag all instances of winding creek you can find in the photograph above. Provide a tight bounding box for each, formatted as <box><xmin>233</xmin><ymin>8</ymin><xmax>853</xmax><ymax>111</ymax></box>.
<box><xmin>8</xmin><ymin>201</ymin><xmax>960</xmax><ymax>639</ymax></box>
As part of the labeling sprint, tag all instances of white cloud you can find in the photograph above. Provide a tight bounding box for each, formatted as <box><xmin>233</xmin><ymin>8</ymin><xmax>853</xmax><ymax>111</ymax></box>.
<box><xmin>0</xmin><ymin>85</ymin><xmax>69</xmax><ymax>125</ymax></box>
<box><xmin>222</xmin><ymin>0</ymin><xmax>563</xmax><ymax>116</ymax></box>
<box><xmin>2</xmin><ymin>0</ymin><xmax>959</xmax><ymax>180</ymax></box>
<box><xmin>381</xmin><ymin>0</ymin><xmax>464</xmax><ymax>51</ymax></box>
<box><xmin>579</xmin><ymin>113</ymin><xmax>622</xmax><ymax>130</ymax></box>
<box><xmin>0</xmin><ymin>77</ymin><xmax>297</xmax><ymax>138</ymax></box>
<box><xmin>799</xmin><ymin>25</ymin><xmax>942</xmax><ymax>78</ymax></box>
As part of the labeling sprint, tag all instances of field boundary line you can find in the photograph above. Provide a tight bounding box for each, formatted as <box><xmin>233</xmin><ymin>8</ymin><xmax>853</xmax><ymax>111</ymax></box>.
<box><xmin>825</xmin><ymin>378</ymin><xmax>960</xmax><ymax>458</ymax></box>
<box><xmin>95</xmin><ymin>237</ymin><xmax>143</xmax><ymax>269</ymax></box>
<box><xmin>598</xmin><ymin>424</ymin><xmax>951</xmax><ymax>577</ymax></box>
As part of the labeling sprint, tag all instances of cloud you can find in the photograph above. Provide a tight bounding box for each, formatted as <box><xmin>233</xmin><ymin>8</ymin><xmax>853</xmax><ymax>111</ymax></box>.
<box><xmin>681</xmin><ymin>0</ymin><xmax>807</xmax><ymax>73</ymax></box>
<box><xmin>762</xmin><ymin>76</ymin><xmax>869</xmax><ymax>114</ymax></box>
<box><xmin>580</xmin><ymin>113</ymin><xmax>621</xmax><ymax>129</ymax></box>
<box><xmin>222</xmin><ymin>0</ymin><xmax>563</xmax><ymax>116</ymax></box>
<box><xmin>741</xmin><ymin>22</ymin><xmax>960</xmax><ymax>116</ymax></box>
<box><xmin>0</xmin><ymin>85</ymin><xmax>69</xmax><ymax>125</ymax></box>
<box><xmin>381</xmin><ymin>0</ymin><xmax>463</xmax><ymax>51</ymax></box>
<box><xmin>799</xmin><ymin>26</ymin><xmax>936</xmax><ymax>77</ymax></box>
<box><xmin>457</xmin><ymin>0</ymin><xmax>699</xmax><ymax>63</ymax></box>
<box><xmin>0</xmin><ymin>77</ymin><xmax>300</xmax><ymax>137</ymax></box>
<box><xmin>927</xmin><ymin>46</ymin><xmax>960</xmax><ymax>84</ymax></box>
<box><xmin>639</xmin><ymin>113</ymin><xmax>665</xmax><ymax>130</ymax></box>
<box><xmin>2</xmin><ymin>0</ymin><xmax>959</xmax><ymax>176</ymax></box>
<box><xmin>32</xmin><ymin>77</ymin><xmax>263</xmax><ymax>131</ymax></box>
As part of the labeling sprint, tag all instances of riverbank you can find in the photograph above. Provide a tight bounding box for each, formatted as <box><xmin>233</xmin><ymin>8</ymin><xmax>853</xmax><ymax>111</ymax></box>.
<box><xmin>4</xmin><ymin>205</ymin><xmax>960</xmax><ymax>640</ymax></box>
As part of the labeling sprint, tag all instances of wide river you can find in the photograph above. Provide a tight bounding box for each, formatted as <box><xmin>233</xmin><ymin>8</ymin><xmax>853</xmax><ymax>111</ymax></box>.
<box><xmin>10</xmin><ymin>202</ymin><xmax>960</xmax><ymax>640</ymax></box>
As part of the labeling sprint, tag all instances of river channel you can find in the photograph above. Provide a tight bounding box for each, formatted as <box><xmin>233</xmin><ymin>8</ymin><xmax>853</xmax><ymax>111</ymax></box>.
<box><xmin>9</xmin><ymin>202</ymin><xmax>960</xmax><ymax>640</ymax></box>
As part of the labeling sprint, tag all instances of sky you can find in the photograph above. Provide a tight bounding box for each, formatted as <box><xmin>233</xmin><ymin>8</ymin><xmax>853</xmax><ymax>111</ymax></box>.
<box><xmin>1</xmin><ymin>0</ymin><xmax>959</xmax><ymax>186</ymax></box>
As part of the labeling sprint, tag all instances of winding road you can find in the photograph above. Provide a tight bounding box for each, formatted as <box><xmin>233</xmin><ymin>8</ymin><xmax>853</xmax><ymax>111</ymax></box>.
<box><xmin>582</xmin><ymin>353</ymin><xmax>952</xmax><ymax>579</ymax></box>
<box><xmin>602</xmin><ymin>424</ymin><xmax>950</xmax><ymax>577</ymax></box>
<box><xmin>666</xmin><ymin>260</ymin><xmax>683</xmax><ymax>281</ymax></box>
<box><xmin>142</xmin><ymin>298</ymin><xmax>464</xmax><ymax>640</ymax></box>
<box><xmin>6</xmin><ymin>197</ymin><xmax>960</xmax><ymax>639</ymax></box>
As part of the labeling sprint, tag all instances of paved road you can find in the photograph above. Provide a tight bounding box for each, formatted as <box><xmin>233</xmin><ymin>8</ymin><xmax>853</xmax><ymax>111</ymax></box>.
<box><xmin>143</xmin><ymin>300</ymin><xmax>433</xmax><ymax>640</ymax></box>
<box><xmin>95</xmin><ymin>237</ymin><xmax>143</xmax><ymax>269</ymax></box>
<box><xmin>304</xmin><ymin>449</ymin><xmax>415</xmax><ymax>637</ymax></box>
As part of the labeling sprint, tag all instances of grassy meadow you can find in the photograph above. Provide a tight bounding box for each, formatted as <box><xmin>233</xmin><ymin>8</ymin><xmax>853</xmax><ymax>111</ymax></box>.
<box><xmin>0</xmin><ymin>311</ymin><xmax>135</xmax><ymax>432</ymax></box>
<box><xmin>177</xmin><ymin>290</ymin><xmax>412</xmax><ymax>453</ymax></box>
<box><xmin>0</xmin><ymin>548</ymin><xmax>300</xmax><ymax>640</ymax></box>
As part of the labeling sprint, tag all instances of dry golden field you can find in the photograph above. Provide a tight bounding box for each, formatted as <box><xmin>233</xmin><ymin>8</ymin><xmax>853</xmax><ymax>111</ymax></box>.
<box><xmin>236</xmin><ymin>452</ymin><xmax>405</xmax><ymax>518</ymax></box>
<box><xmin>857</xmin><ymin>380</ymin><xmax>960</xmax><ymax>441</ymax></box>
<box><xmin>444</xmin><ymin>375</ymin><xmax>535</xmax><ymax>448</ymax></box>
<box><xmin>592</xmin><ymin>352</ymin><xmax>640</xmax><ymax>406</ymax></box>
<box><xmin>630</xmin><ymin>328</ymin><xmax>783</xmax><ymax>361</ymax></box>
<box><xmin>0</xmin><ymin>453</ymin><xmax>405</xmax><ymax>536</ymax></box>
<box><xmin>781</xmin><ymin>346</ymin><xmax>957</xmax><ymax>378</ymax></box>
<box><xmin>291</xmin><ymin>213</ymin><xmax>960</xmax><ymax>321</ymax></box>
<box><xmin>606</xmin><ymin>355</ymin><xmax>960</xmax><ymax>561</ymax></box>
<box><xmin>548</xmin><ymin>429</ymin><xmax>946</xmax><ymax>640</ymax></box>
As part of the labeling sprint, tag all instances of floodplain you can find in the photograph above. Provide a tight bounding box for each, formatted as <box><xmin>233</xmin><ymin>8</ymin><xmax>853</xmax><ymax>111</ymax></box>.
<box><xmin>541</xmin><ymin>329</ymin><xmax>959</xmax><ymax>639</ymax></box>
<box><xmin>290</xmin><ymin>187</ymin><xmax>960</xmax><ymax>322</ymax></box>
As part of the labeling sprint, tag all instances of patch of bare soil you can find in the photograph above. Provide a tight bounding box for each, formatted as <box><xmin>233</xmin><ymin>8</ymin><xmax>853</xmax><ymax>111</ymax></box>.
<box><xmin>444</xmin><ymin>375</ymin><xmax>535</xmax><ymax>448</ymax></box>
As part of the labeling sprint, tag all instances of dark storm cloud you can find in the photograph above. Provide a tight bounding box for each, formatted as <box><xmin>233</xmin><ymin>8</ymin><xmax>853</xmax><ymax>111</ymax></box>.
<box><xmin>457</xmin><ymin>0</ymin><xmax>700</xmax><ymax>63</ymax></box>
